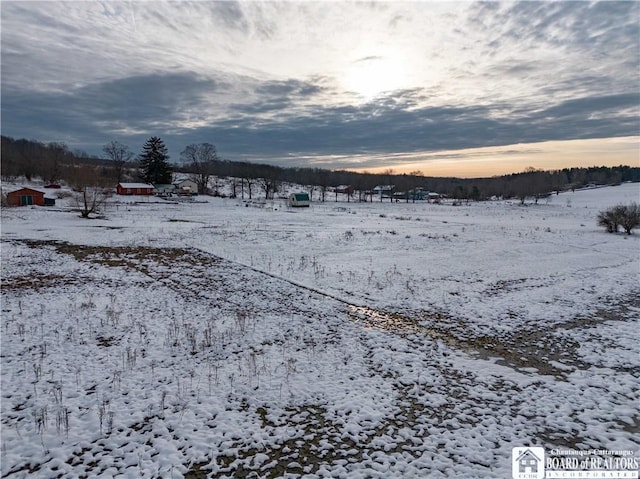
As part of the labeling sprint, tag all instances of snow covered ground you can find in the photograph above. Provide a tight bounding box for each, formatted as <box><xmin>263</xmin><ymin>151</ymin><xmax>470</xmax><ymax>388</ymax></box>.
<box><xmin>1</xmin><ymin>183</ymin><xmax>638</xmax><ymax>478</ymax></box>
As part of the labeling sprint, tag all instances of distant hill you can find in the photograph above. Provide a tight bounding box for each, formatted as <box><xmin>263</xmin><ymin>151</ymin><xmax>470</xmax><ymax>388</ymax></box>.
<box><xmin>2</xmin><ymin>135</ymin><xmax>638</xmax><ymax>201</ymax></box>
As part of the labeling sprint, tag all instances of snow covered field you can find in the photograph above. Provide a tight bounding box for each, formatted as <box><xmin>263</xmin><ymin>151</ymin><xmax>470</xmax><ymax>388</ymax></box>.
<box><xmin>1</xmin><ymin>183</ymin><xmax>638</xmax><ymax>478</ymax></box>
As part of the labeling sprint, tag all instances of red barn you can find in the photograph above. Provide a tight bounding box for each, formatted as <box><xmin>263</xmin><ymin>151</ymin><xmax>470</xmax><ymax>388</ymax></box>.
<box><xmin>116</xmin><ymin>183</ymin><xmax>155</xmax><ymax>195</ymax></box>
<box><xmin>6</xmin><ymin>187</ymin><xmax>46</xmax><ymax>206</ymax></box>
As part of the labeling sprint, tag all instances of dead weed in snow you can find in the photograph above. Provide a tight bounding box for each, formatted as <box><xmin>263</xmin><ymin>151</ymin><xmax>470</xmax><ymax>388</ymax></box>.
<box><xmin>4</xmin><ymin>239</ymin><xmax>637</xmax><ymax>478</ymax></box>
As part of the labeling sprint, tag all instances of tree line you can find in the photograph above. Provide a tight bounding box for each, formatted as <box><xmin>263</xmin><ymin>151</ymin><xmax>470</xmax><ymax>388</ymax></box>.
<box><xmin>2</xmin><ymin>135</ymin><xmax>638</xmax><ymax>202</ymax></box>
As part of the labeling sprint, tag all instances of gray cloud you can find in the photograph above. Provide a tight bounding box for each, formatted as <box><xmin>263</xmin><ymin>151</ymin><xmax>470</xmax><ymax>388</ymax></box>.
<box><xmin>211</xmin><ymin>1</ymin><xmax>247</xmax><ymax>31</ymax></box>
<box><xmin>1</xmin><ymin>1</ymin><xmax>638</xmax><ymax>170</ymax></box>
<box><xmin>2</xmin><ymin>67</ymin><xmax>638</xmax><ymax>167</ymax></box>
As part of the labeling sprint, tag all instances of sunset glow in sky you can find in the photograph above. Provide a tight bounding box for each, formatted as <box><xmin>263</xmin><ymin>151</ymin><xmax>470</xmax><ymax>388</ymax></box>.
<box><xmin>1</xmin><ymin>1</ymin><xmax>638</xmax><ymax>176</ymax></box>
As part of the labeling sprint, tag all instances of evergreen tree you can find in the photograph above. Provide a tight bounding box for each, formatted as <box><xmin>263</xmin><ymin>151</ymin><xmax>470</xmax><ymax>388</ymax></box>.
<box><xmin>139</xmin><ymin>136</ymin><xmax>172</xmax><ymax>184</ymax></box>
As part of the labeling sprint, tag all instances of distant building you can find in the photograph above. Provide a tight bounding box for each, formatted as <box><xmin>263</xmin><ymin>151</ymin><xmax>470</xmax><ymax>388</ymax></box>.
<box><xmin>288</xmin><ymin>192</ymin><xmax>310</xmax><ymax>207</ymax></box>
<box><xmin>408</xmin><ymin>188</ymin><xmax>426</xmax><ymax>201</ymax></box>
<box><xmin>116</xmin><ymin>183</ymin><xmax>155</xmax><ymax>195</ymax></box>
<box><xmin>154</xmin><ymin>184</ymin><xmax>175</xmax><ymax>196</ymax></box>
<box><xmin>373</xmin><ymin>185</ymin><xmax>395</xmax><ymax>198</ymax></box>
<box><xmin>173</xmin><ymin>179</ymin><xmax>198</xmax><ymax>195</ymax></box>
<box><xmin>427</xmin><ymin>192</ymin><xmax>441</xmax><ymax>203</ymax></box>
<box><xmin>6</xmin><ymin>187</ymin><xmax>46</xmax><ymax>206</ymax></box>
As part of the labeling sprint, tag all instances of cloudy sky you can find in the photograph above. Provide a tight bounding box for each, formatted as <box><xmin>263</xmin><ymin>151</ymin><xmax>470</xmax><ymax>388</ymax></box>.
<box><xmin>1</xmin><ymin>1</ymin><xmax>638</xmax><ymax>176</ymax></box>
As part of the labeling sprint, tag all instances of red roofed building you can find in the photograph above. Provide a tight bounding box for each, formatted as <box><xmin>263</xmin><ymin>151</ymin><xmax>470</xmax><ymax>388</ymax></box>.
<box><xmin>116</xmin><ymin>183</ymin><xmax>155</xmax><ymax>195</ymax></box>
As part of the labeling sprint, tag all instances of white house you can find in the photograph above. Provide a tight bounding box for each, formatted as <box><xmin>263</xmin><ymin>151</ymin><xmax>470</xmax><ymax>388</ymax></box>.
<box><xmin>173</xmin><ymin>178</ymin><xmax>198</xmax><ymax>195</ymax></box>
<box><xmin>288</xmin><ymin>192</ymin><xmax>310</xmax><ymax>207</ymax></box>
<box><xmin>373</xmin><ymin>185</ymin><xmax>394</xmax><ymax>199</ymax></box>
<box><xmin>427</xmin><ymin>192</ymin><xmax>442</xmax><ymax>203</ymax></box>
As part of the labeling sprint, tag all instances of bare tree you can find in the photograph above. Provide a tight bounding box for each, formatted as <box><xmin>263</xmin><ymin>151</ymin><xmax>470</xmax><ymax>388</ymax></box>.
<box><xmin>229</xmin><ymin>162</ymin><xmax>254</xmax><ymax>200</ymax></box>
<box><xmin>70</xmin><ymin>166</ymin><xmax>112</xmax><ymax>218</ymax></box>
<box><xmin>619</xmin><ymin>203</ymin><xmax>640</xmax><ymax>235</ymax></box>
<box><xmin>103</xmin><ymin>141</ymin><xmax>133</xmax><ymax>183</ymax></box>
<box><xmin>255</xmin><ymin>164</ymin><xmax>285</xmax><ymax>200</ymax></box>
<box><xmin>315</xmin><ymin>169</ymin><xmax>330</xmax><ymax>202</ymax></box>
<box><xmin>45</xmin><ymin>142</ymin><xmax>67</xmax><ymax>184</ymax></box>
<box><xmin>229</xmin><ymin>177</ymin><xmax>239</xmax><ymax>198</ymax></box>
<box><xmin>76</xmin><ymin>186</ymin><xmax>112</xmax><ymax>218</ymax></box>
<box><xmin>599</xmin><ymin>203</ymin><xmax>640</xmax><ymax>235</ymax></box>
<box><xmin>180</xmin><ymin>143</ymin><xmax>218</xmax><ymax>194</ymax></box>
<box><xmin>258</xmin><ymin>176</ymin><xmax>279</xmax><ymax>200</ymax></box>
<box><xmin>243</xmin><ymin>178</ymin><xmax>254</xmax><ymax>199</ymax></box>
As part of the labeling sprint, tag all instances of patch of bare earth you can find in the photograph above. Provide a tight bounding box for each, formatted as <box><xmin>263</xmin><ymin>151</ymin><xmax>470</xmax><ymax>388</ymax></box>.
<box><xmin>3</xmin><ymin>240</ymin><xmax>637</xmax><ymax>478</ymax></box>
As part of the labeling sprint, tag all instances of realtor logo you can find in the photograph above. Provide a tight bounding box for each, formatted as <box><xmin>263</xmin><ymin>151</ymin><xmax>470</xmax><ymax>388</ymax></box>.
<box><xmin>512</xmin><ymin>447</ymin><xmax>545</xmax><ymax>479</ymax></box>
